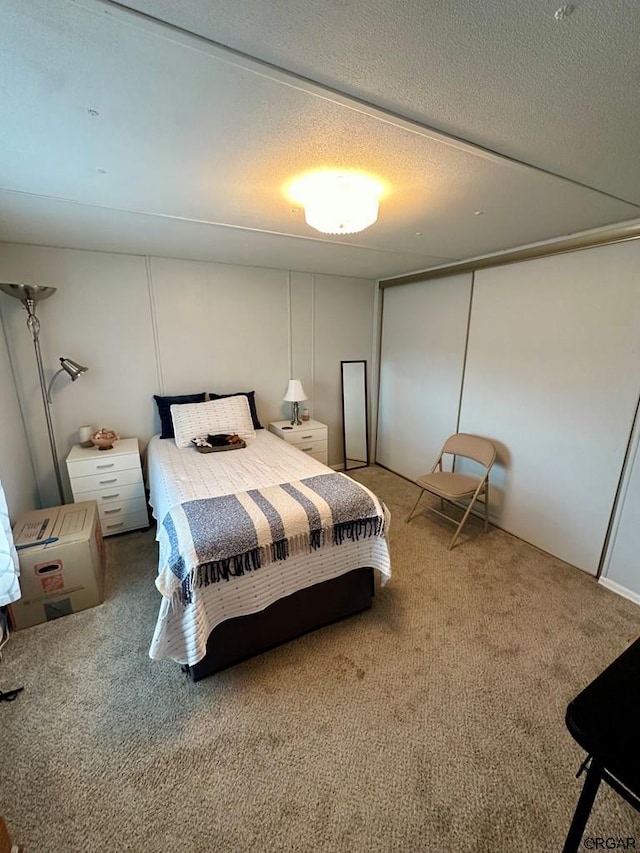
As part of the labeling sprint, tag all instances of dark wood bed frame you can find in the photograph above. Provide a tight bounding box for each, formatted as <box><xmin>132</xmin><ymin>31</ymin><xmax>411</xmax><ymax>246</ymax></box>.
<box><xmin>185</xmin><ymin>567</ymin><xmax>375</xmax><ymax>681</ymax></box>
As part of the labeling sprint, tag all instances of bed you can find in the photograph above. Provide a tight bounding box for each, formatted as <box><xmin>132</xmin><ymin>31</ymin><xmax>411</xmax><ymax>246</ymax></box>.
<box><xmin>146</xmin><ymin>420</ymin><xmax>392</xmax><ymax>681</ymax></box>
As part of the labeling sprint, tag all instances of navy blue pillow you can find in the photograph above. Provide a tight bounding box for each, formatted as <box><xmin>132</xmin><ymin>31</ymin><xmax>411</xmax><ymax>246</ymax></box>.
<box><xmin>154</xmin><ymin>393</ymin><xmax>206</xmax><ymax>439</ymax></box>
<box><xmin>209</xmin><ymin>391</ymin><xmax>263</xmax><ymax>430</ymax></box>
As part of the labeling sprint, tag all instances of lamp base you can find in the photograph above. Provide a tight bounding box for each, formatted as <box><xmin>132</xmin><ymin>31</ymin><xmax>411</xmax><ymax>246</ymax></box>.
<box><xmin>290</xmin><ymin>401</ymin><xmax>302</xmax><ymax>426</ymax></box>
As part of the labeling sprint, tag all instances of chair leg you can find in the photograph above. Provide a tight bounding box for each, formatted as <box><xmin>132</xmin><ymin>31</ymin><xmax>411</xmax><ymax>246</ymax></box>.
<box><xmin>483</xmin><ymin>484</ymin><xmax>489</xmax><ymax>533</ymax></box>
<box><xmin>562</xmin><ymin>758</ymin><xmax>602</xmax><ymax>853</ymax></box>
<box><xmin>406</xmin><ymin>489</ymin><xmax>424</xmax><ymax>523</ymax></box>
<box><xmin>448</xmin><ymin>498</ymin><xmax>478</xmax><ymax>550</ymax></box>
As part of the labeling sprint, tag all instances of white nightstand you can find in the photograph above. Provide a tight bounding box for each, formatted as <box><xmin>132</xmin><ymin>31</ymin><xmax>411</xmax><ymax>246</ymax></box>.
<box><xmin>268</xmin><ymin>419</ymin><xmax>328</xmax><ymax>465</ymax></box>
<box><xmin>66</xmin><ymin>438</ymin><xmax>149</xmax><ymax>536</ymax></box>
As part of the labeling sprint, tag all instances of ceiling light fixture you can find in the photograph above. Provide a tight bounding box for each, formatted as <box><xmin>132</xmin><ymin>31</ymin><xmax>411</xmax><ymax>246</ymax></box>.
<box><xmin>554</xmin><ymin>4</ymin><xmax>574</xmax><ymax>20</ymax></box>
<box><xmin>288</xmin><ymin>171</ymin><xmax>384</xmax><ymax>236</ymax></box>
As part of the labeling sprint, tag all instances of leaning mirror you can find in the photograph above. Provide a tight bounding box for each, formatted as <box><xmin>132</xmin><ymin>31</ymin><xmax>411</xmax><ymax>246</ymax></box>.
<box><xmin>341</xmin><ymin>360</ymin><xmax>369</xmax><ymax>471</ymax></box>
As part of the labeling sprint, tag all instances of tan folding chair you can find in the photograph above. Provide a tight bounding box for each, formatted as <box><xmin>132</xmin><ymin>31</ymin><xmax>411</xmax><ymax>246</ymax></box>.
<box><xmin>405</xmin><ymin>433</ymin><xmax>496</xmax><ymax>549</ymax></box>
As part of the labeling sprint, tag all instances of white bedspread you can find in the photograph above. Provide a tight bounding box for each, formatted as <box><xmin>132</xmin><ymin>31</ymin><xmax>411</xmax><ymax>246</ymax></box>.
<box><xmin>147</xmin><ymin>431</ymin><xmax>391</xmax><ymax>665</ymax></box>
<box><xmin>0</xmin><ymin>479</ymin><xmax>20</xmax><ymax>608</ymax></box>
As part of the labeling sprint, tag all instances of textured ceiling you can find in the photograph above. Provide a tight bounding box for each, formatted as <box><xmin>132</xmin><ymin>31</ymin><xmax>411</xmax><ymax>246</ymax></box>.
<box><xmin>0</xmin><ymin>0</ymin><xmax>638</xmax><ymax>279</ymax></box>
<box><xmin>119</xmin><ymin>0</ymin><xmax>640</xmax><ymax>203</ymax></box>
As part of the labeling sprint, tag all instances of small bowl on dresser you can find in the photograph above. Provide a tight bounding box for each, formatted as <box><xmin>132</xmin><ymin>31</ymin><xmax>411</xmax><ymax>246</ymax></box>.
<box><xmin>90</xmin><ymin>429</ymin><xmax>119</xmax><ymax>451</ymax></box>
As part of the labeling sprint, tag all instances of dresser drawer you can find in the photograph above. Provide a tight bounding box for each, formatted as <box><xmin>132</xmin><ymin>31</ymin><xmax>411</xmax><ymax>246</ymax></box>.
<box><xmin>67</xmin><ymin>454</ymin><xmax>140</xmax><ymax>479</ymax></box>
<box><xmin>97</xmin><ymin>495</ymin><xmax>148</xmax><ymax>521</ymax></box>
<box><xmin>282</xmin><ymin>427</ymin><xmax>327</xmax><ymax>445</ymax></box>
<box><xmin>101</xmin><ymin>509</ymin><xmax>150</xmax><ymax>537</ymax></box>
<box><xmin>69</xmin><ymin>466</ymin><xmax>143</xmax><ymax>494</ymax></box>
<box><xmin>73</xmin><ymin>482</ymin><xmax>145</xmax><ymax>506</ymax></box>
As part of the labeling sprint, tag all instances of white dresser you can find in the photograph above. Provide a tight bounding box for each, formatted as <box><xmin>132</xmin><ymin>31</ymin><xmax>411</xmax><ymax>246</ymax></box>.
<box><xmin>66</xmin><ymin>438</ymin><xmax>149</xmax><ymax>536</ymax></box>
<box><xmin>268</xmin><ymin>419</ymin><xmax>328</xmax><ymax>465</ymax></box>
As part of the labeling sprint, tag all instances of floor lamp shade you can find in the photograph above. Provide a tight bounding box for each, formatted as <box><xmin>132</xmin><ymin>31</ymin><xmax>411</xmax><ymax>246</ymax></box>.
<box><xmin>0</xmin><ymin>283</ymin><xmax>57</xmax><ymax>304</ymax></box>
<box><xmin>60</xmin><ymin>357</ymin><xmax>88</xmax><ymax>381</ymax></box>
<box><xmin>47</xmin><ymin>357</ymin><xmax>89</xmax><ymax>402</ymax></box>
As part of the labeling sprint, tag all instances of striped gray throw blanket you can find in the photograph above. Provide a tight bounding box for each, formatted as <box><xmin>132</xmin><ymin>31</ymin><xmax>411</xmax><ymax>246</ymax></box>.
<box><xmin>161</xmin><ymin>472</ymin><xmax>386</xmax><ymax>605</ymax></box>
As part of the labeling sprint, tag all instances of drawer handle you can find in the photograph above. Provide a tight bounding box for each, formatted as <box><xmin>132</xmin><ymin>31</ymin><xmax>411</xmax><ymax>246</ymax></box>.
<box><xmin>301</xmin><ymin>435</ymin><xmax>313</xmax><ymax>440</ymax></box>
<box><xmin>104</xmin><ymin>507</ymin><xmax>122</xmax><ymax>515</ymax></box>
<box><xmin>302</xmin><ymin>447</ymin><xmax>313</xmax><ymax>452</ymax></box>
<box><xmin>106</xmin><ymin>522</ymin><xmax>123</xmax><ymax>529</ymax></box>
<box><xmin>99</xmin><ymin>478</ymin><xmax>117</xmax><ymax>484</ymax></box>
<box><xmin>101</xmin><ymin>493</ymin><xmax>120</xmax><ymax>500</ymax></box>
<box><xmin>96</xmin><ymin>463</ymin><xmax>115</xmax><ymax>469</ymax></box>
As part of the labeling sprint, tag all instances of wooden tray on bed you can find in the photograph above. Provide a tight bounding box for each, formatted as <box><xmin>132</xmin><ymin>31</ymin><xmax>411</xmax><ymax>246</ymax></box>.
<box><xmin>195</xmin><ymin>440</ymin><xmax>246</xmax><ymax>453</ymax></box>
<box><xmin>193</xmin><ymin>436</ymin><xmax>246</xmax><ymax>453</ymax></box>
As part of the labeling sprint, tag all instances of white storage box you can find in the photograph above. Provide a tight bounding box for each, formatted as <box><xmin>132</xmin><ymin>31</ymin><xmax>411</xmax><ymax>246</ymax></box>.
<box><xmin>9</xmin><ymin>501</ymin><xmax>105</xmax><ymax>630</ymax></box>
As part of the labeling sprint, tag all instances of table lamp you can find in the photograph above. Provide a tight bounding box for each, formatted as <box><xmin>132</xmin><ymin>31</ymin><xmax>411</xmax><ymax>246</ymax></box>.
<box><xmin>283</xmin><ymin>379</ymin><xmax>308</xmax><ymax>425</ymax></box>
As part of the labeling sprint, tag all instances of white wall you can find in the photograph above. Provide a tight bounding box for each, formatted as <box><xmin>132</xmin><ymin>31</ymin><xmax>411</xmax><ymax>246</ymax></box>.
<box><xmin>149</xmin><ymin>257</ymin><xmax>290</xmax><ymax>424</ymax></box>
<box><xmin>377</xmin><ymin>241</ymin><xmax>640</xmax><ymax>578</ymax></box>
<box><xmin>313</xmin><ymin>274</ymin><xmax>376</xmax><ymax>465</ymax></box>
<box><xmin>0</xmin><ymin>247</ymin><xmax>158</xmax><ymax>507</ymax></box>
<box><xmin>377</xmin><ymin>273</ymin><xmax>472</xmax><ymax>477</ymax></box>
<box><xmin>0</xmin><ymin>244</ymin><xmax>376</xmax><ymax>506</ymax></box>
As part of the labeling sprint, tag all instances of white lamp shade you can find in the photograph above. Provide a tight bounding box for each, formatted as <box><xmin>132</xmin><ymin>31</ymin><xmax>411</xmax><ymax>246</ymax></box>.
<box><xmin>283</xmin><ymin>379</ymin><xmax>308</xmax><ymax>402</ymax></box>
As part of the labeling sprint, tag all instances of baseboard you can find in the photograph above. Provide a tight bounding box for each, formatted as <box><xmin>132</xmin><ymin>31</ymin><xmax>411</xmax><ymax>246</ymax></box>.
<box><xmin>598</xmin><ymin>576</ymin><xmax>640</xmax><ymax>608</ymax></box>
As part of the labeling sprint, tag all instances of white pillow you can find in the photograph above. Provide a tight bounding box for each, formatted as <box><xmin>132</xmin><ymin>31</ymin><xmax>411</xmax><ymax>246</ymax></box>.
<box><xmin>171</xmin><ymin>396</ymin><xmax>256</xmax><ymax>449</ymax></box>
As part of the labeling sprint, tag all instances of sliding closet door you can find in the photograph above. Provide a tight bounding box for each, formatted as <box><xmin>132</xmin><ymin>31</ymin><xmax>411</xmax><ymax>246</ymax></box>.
<box><xmin>601</xmin><ymin>415</ymin><xmax>640</xmax><ymax>601</ymax></box>
<box><xmin>459</xmin><ymin>241</ymin><xmax>640</xmax><ymax>574</ymax></box>
<box><xmin>377</xmin><ymin>273</ymin><xmax>472</xmax><ymax>479</ymax></box>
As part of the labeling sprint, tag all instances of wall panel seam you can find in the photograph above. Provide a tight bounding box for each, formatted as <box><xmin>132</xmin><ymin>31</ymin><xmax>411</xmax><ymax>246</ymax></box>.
<box><xmin>0</xmin><ymin>308</ymin><xmax>41</xmax><ymax>507</ymax></box>
<box><xmin>311</xmin><ymin>274</ymin><xmax>316</xmax><ymax>411</ymax></box>
<box><xmin>456</xmin><ymin>272</ymin><xmax>474</xmax><ymax>435</ymax></box>
<box><xmin>286</xmin><ymin>270</ymin><xmax>292</xmax><ymax>378</ymax></box>
<box><xmin>145</xmin><ymin>256</ymin><xmax>164</xmax><ymax>394</ymax></box>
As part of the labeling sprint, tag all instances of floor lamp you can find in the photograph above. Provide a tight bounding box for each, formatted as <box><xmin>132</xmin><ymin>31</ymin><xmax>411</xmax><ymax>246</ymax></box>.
<box><xmin>0</xmin><ymin>283</ymin><xmax>88</xmax><ymax>506</ymax></box>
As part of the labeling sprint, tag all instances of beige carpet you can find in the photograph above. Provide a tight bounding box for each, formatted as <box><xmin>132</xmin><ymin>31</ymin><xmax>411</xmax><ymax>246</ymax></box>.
<box><xmin>1</xmin><ymin>465</ymin><xmax>639</xmax><ymax>852</ymax></box>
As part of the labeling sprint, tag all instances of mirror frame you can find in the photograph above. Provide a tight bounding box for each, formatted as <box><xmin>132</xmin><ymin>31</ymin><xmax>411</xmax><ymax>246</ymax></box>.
<box><xmin>340</xmin><ymin>359</ymin><xmax>370</xmax><ymax>471</ymax></box>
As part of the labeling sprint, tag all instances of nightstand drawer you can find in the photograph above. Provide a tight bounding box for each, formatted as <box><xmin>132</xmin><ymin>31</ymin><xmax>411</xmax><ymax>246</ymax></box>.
<box><xmin>67</xmin><ymin>454</ymin><xmax>140</xmax><ymax>479</ymax></box>
<box><xmin>269</xmin><ymin>419</ymin><xmax>329</xmax><ymax>466</ymax></box>
<box><xmin>66</xmin><ymin>438</ymin><xmax>147</xmax><ymax>536</ymax></box>
<box><xmin>101</xmin><ymin>509</ymin><xmax>150</xmax><ymax>536</ymax></box>
<box><xmin>284</xmin><ymin>427</ymin><xmax>327</xmax><ymax>445</ymax></box>
<box><xmin>96</xmin><ymin>495</ymin><xmax>148</xmax><ymax>521</ymax></box>
<box><xmin>292</xmin><ymin>439</ymin><xmax>328</xmax><ymax>457</ymax></box>
<box><xmin>69</xmin><ymin>467</ymin><xmax>143</xmax><ymax>494</ymax></box>
<box><xmin>74</xmin><ymin>482</ymin><xmax>145</xmax><ymax>506</ymax></box>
